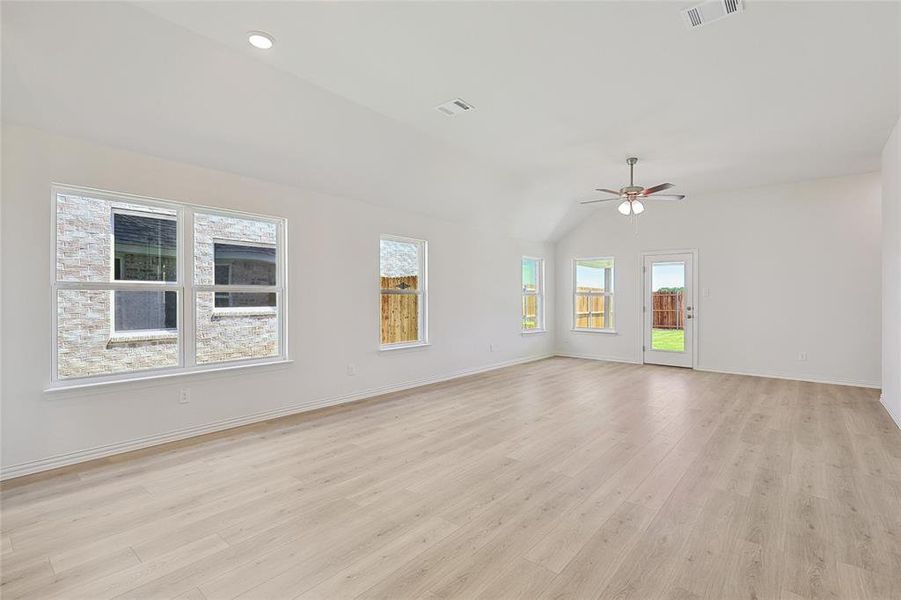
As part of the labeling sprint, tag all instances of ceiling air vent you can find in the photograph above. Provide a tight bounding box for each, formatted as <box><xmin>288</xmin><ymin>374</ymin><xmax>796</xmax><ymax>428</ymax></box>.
<box><xmin>435</xmin><ymin>98</ymin><xmax>475</xmax><ymax>117</ymax></box>
<box><xmin>682</xmin><ymin>0</ymin><xmax>744</xmax><ymax>29</ymax></box>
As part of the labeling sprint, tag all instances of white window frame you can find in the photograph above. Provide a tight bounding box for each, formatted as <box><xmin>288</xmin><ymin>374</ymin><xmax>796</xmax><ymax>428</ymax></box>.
<box><xmin>108</xmin><ymin>207</ymin><xmax>179</xmax><ymax>338</ymax></box>
<box><xmin>379</xmin><ymin>234</ymin><xmax>428</xmax><ymax>351</ymax></box>
<box><xmin>50</xmin><ymin>184</ymin><xmax>289</xmax><ymax>389</ymax></box>
<box><xmin>572</xmin><ymin>257</ymin><xmax>615</xmax><ymax>333</ymax></box>
<box><xmin>521</xmin><ymin>256</ymin><xmax>546</xmax><ymax>333</ymax></box>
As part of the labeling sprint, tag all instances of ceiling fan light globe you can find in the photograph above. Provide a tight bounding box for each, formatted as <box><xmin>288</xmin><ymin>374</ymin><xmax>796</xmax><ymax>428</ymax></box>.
<box><xmin>632</xmin><ymin>200</ymin><xmax>645</xmax><ymax>214</ymax></box>
<box><xmin>618</xmin><ymin>200</ymin><xmax>632</xmax><ymax>215</ymax></box>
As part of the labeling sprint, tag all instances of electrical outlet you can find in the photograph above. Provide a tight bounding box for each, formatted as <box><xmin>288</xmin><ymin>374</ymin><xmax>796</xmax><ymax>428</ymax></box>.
<box><xmin>702</xmin><ymin>287</ymin><xmax>710</xmax><ymax>298</ymax></box>
<box><xmin>489</xmin><ymin>343</ymin><xmax>496</xmax><ymax>352</ymax></box>
<box><xmin>179</xmin><ymin>389</ymin><xmax>190</xmax><ymax>404</ymax></box>
<box><xmin>346</xmin><ymin>363</ymin><xmax>356</xmax><ymax>376</ymax></box>
<box><xmin>798</xmin><ymin>352</ymin><xmax>807</xmax><ymax>361</ymax></box>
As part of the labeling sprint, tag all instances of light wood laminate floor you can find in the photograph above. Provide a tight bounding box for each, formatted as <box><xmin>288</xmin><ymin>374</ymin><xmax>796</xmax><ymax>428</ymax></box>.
<box><xmin>2</xmin><ymin>358</ymin><xmax>900</xmax><ymax>599</ymax></box>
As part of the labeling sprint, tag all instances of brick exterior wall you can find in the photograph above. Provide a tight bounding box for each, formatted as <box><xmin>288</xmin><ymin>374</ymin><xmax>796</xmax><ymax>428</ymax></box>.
<box><xmin>56</xmin><ymin>194</ymin><xmax>278</xmax><ymax>379</ymax></box>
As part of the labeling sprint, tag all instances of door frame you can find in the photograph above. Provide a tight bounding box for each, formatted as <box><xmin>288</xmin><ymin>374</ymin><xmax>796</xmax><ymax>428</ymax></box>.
<box><xmin>639</xmin><ymin>249</ymin><xmax>699</xmax><ymax>368</ymax></box>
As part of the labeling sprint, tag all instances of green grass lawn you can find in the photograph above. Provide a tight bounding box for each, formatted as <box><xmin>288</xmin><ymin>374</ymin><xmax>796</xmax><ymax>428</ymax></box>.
<box><xmin>652</xmin><ymin>328</ymin><xmax>684</xmax><ymax>351</ymax></box>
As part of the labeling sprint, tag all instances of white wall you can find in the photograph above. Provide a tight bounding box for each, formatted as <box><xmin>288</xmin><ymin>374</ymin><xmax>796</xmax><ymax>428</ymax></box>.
<box><xmin>0</xmin><ymin>124</ymin><xmax>555</xmax><ymax>477</ymax></box>
<box><xmin>883</xmin><ymin>118</ymin><xmax>901</xmax><ymax>428</ymax></box>
<box><xmin>555</xmin><ymin>173</ymin><xmax>883</xmax><ymax>388</ymax></box>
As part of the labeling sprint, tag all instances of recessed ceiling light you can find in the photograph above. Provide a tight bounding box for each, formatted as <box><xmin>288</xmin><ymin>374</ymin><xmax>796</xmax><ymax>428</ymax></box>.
<box><xmin>248</xmin><ymin>31</ymin><xmax>274</xmax><ymax>50</ymax></box>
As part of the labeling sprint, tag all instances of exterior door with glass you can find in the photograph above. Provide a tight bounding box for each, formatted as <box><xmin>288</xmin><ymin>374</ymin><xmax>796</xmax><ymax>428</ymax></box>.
<box><xmin>643</xmin><ymin>252</ymin><xmax>694</xmax><ymax>368</ymax></box>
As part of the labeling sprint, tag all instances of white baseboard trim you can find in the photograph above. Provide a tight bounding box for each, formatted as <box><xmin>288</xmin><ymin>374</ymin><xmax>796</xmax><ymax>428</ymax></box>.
<box><xmin>555</xmin><ymin>353</ymin><xmax>881</xmax><ymax>389</ymax></box>
<box><xmin>1</xmin><ymin>354</ymin><xmax>553</xmax><ymax>481</ymax></box>
<box><xmin>554</xmin><ymin>352</ymin><xmax>641</xmax><ymax>365</ymax></box>
<box><xmin>695</xmin><ymin>366</ymin><xmax>881</xmax><ymax>389</ymax></box>
<box><xmin>880</xmin><ymin>394</ymin><xmax>901</xmax><ymax>430</ymax></box>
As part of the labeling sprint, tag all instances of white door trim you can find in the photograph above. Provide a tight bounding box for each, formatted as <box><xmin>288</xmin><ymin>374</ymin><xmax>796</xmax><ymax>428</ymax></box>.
<box><xmin>640</xmin><ymin>249</ymin><xmax>699</xmax><ymax>368</ymax></box>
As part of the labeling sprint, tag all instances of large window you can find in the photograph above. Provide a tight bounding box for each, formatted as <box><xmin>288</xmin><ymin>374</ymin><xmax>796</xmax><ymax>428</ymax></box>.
<box><xmin>522</xmin><ymin>257</ymin><xmax>545</xmax><ymax>332</ymax></box>
<box><xmin>574</xmin><ymin>257</ymin><xmax>614</xmax><ymax>331</ymax></box>
<box><xmin>380</xmin><ymin>235</ymin><xmax>427</xmax><ymax>349</ymax></box>
<box><xmin>52</xmin><ymin>186</ymin><xmax>287</xmax><ymax>385</ymax></box>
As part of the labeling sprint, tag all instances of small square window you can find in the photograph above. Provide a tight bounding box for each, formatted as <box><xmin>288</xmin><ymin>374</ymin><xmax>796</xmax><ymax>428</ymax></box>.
<box><xmin>213</xmin><ymin>242</ymin><xmax>276</xmax><ymax>309</ymax></box>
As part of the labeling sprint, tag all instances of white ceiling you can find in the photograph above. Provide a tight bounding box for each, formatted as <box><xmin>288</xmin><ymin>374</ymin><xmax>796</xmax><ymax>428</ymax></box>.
<box><xmin>3</xmin><ymin>1</ymin><xmax>899</xmax><ymax>240</ymax></box>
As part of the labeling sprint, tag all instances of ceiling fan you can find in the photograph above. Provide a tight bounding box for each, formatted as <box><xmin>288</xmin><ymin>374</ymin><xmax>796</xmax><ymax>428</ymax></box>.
<box><xmin>581</xmin><ymin>157</ymin><xmax>685</xmax><ymax>216</ymax></box>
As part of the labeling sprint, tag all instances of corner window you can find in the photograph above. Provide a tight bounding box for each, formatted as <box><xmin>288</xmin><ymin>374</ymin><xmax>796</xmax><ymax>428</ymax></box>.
<box><xmin>52</xmin><ymin>186</ymin><xmax>287</xmax><ymax>385</ymax></box>
<box><xmin>522</xmin><ymin>257</ymin><xmax>545</xmax><ymax>332</ymax></box>
<box><xmin>380</xmin><ymin>235</ymin><xmax>427</xmax><ymax>349</ymax></box>
<box><xmin>574</xmin><ymin>257</ymin><xmax>614</xmax><ymax>331</ymax></box>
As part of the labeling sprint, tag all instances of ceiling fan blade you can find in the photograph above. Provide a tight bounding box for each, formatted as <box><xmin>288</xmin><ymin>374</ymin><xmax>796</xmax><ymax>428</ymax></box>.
<box><xmin>641</xmin><ymin>183</ymin><xmax>674</xmax><ymax>196</ymax></box>
<box><xmin>645</xmin><ymin>194</ymin><xmax>685</xmax><ymax>201</ymax></box>
<box><xmin>580</xmin><ymin>197</ymin><xmax>620</xmax><ymax>205</ymax></box>
<box><xmin>594</xmin><ymin>188</ymin><xmax>622</xmax><ymax>196</ymax></box>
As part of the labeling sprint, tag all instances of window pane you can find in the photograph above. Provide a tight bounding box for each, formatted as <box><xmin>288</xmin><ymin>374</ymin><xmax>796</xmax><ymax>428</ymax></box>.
<box><xmin>575</xmin><ymin>293</ymin><xmax>614</xmax><ymax>330</ymax></box>
<box><xmin>214</xmin><ymin>292</ymin><xmax>276</xmax><ymax>308</ymax></box>
<box><xmin>213</xmin><ymin>243</ymin><xmax>276</xmax><ymax>286</ymax></box>
<box><xmin>114</xmin><ymin>291</ymin><xmax>177</xmax><ymax>331</ymax></box>
<box><xmin>522</xmin><ymin>295</ymin><xmax>539</xmax><ymax>330</ymax></box>
<box><xmin>575</xmin><ymin>293</ymin><xmax>588</xmax><ymax>328</ymax></box>
<box><xmin>380</xmin><ymin>239</ymin><xmax>420</xmax><ymax>290</ymax></box>
<box><xmin>195</xmin><ymin>292</ymin><xmax>278</xmax><ymax>364</ymax></box>
<box><xmin>651</xmin><ymin>262</ymin><xmax>685</xmax><ymax>351</ymax></box>
<box><xmin>57</xmin><ymin>289</ymin><xmax>178</xmax><ymax>379</ymax></box>
<box><xmin>113</xmin><ymin>213</ymin><xmax>177</xmax><ymax>282</ymax></box>
<box><xmin>381</xmin><ymin>293</ymin><xmax>419</xmax><ymax>344</ymax></box>
<box><xmin>575</xmin><ymin>258</ymin><xmax>613</xmax><ymax>293</ymax></box>
<box><xmin>56</xmin><ymin>193</ymin><xmax>176</xmax><ymax>282</ymax></box>
<box><xmin>589</xmin><ymin>309</ymin><xmax>607</xmax><ymax>329</ymax></box>
<box><xmin>522</xmin><ymin>258</ymin><xmax>539</xmax><ymax>293</ymax></box>
<box><xmin>194</xmin><ymin>214</ymin><xmax>277</xmax><ymax>286</ymax></box>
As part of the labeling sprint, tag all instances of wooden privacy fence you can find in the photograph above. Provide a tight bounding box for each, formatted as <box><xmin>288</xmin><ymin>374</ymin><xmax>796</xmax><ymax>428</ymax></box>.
<box><xmin>381</xmin><ymin>280</ymin><xmax>682</xmax><ymax>338</ymax></box>
<box><xmin>652</xmin><ymin>291</ymin><xmax>684</xmax><ymax>329</ymax></box>
<box><xmin>522</xmin><ymin>295</ymin><xmax>539</xmax><ymax>329</ymax></box>
<box><xmin>574</xmin><ymin>292</ymin><xmax>609</xmax><ymax>329</ymax></box>
<box><xmin>381</xmin><ymin>276</ymin><xmax>419</xmax><ymax>344</ymax></box>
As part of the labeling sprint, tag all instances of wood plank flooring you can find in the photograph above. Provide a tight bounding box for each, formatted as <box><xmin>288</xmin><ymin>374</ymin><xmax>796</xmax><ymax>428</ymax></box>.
<box><xmin>2</xmin><ymin>357</ymin><xmax>900</xmax><ymax>599</ymax></box>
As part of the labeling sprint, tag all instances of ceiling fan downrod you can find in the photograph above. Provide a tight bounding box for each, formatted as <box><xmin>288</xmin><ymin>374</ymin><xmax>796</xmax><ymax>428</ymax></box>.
<box><xmin>627</xmin><ymin>157</ymin><xmax>637</xmax><ymax>187</ymax></box>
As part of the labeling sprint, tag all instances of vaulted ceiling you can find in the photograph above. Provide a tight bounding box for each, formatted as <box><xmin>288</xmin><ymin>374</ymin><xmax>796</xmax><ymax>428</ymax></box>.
<box><xmin>3</xmin><ymin>1</ymin><xmax>898</xmax><ymax>240</ymax></box>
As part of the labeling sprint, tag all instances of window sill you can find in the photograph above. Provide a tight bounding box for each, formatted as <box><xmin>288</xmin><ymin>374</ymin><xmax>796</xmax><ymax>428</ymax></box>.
<box><xmin>571</xmin><ymin>328</ymin><xmax>618</xmax><ymax>335</ymax></box>
<box><xmin>379</xmin><ymin>342</ymin><xmax>431</xmax><ymax>352</ymax></box>
<box><xmin>107</xmin><ymin>330</ymin><xmax>178</xmax><ymax>346</ymax></box>
<box><xmin>212</xmin><ymin>307</ymin><xmax>278</xmax><ymax>318</ymax></box>
<box><xmin>45</xmin><ymin>358</ymin><xmax>293</xmax><ymax>393</ymax></box>
<box><xmin>521</xmin><ymin>329</ymin><xmax>547</xmax><ymax>335</ymax></box>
